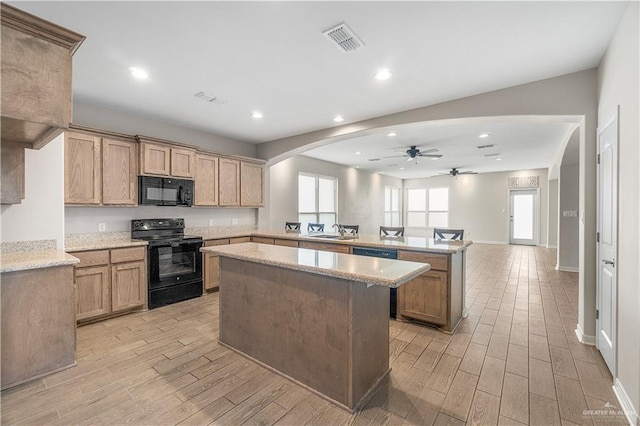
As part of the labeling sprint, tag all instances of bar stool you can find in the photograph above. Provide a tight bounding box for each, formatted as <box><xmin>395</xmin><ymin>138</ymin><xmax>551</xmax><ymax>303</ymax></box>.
<box><xmin>433</xmin><ymin>228</ymin><xmax>464</xmax><ymax>240</ymax></box>
<box><xmin>285</xmin><ymin>222</ymin><xmax>301</xmax><ymax>231</ymax></box>
<box><xmin>380</xmin><ymin>226</ymin><xmax>405</xmax><ymax>237</ymax></box>
<box><xmin>308</xmin><ymin>223</ymin><xmax>324</xmax><ymax>233</ymax></box>
<box><xmin>341</xmin><ymin>225</ymin><xmax>359</xmax><ymax>235</ymax></box>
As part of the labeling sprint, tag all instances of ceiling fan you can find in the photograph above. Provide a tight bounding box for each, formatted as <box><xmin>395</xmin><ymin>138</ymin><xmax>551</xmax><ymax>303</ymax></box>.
<box><xmin>441</xmin><ymin>167</ymin><xmax>478</xmax><ymax>177</ymax></box>
<box><xmin>383</xmin><ymin>145</ymin><xmax>443</xmax><ymax>162</ymax></box>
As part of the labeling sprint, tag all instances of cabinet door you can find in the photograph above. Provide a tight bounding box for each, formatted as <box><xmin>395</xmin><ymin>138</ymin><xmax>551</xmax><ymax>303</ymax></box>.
<box><xmin>219</xmin><ymin>158</ymin><xmax>240</xmax><ymax>206</ymax></box>
<box><xmin>229</xmin><ymin>237</ymin><xmax>251</xmax><ymax>244</ymax></box>
<box><xmin>75</xmin><ymin>265</ymin><xmax>110</xmax><ymax>321</ymax></box>
<box><xmin>171</xmin><ymin>148</ymin><xmax>196</xmax><ymax>178</ymax></box>
<box><xmin>250</xmin><ymin>236</ymin><xmax>274</xmax><ymax>244</ymax></box>
<box><xmin>102</xmin><ymin>138</ymin><xmax>137</xmax><ymax>205</ymax></box>
<box><xmin>111</xmin><ymin>261</ymin><xmax>146</xmax><ymax>312</ymax></box>
<box><xmin>195</xmin><ymin>154</ymin><xmax>219</xmax><ymax>206</ymax></box>
<box><xmin>298</xmin><ymin>240</ymin><xmax>350</xmax><ymax>254</ymax></box>
<box><xmin>140</xmin><ymin>142</ymin><xmax>170</xmax><ymax>176</ymax></box>
<box><xmin>0</xmin><ymin>144</ymin><xmax>24</xmax><ymax>205</ymax></box>
<box><xmin>240</xmin><ymin>161</ymin><xmax>264</xmax><ymax>206</ymax></box>
<box><xmin>65</xmin><ymin>132</ymin><xmax>101</xmax><ymax>204</ymax></box>
<box><xmin>203</xmin><ymin>253</ymin><xmax>220</xmax><ymax>291</ymax></box>
<box><xmin>397</xmin><ymin>270</ymin><xmax>448</xmax><ymax>325</ymax></box>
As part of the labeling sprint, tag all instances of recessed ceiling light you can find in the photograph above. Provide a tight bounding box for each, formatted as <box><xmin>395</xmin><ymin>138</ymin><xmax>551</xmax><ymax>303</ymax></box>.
<box><xmin>496</xmin><ymin>158</ymin><xmax>503</xmax><ymax>161</ymax></box>
<box><xmin>374</xmin><ymin>69</ymin><xmax>393</xmax><ymax>81</ymax></box>
<box><xmin>129</xmin><ymin>67</ymin><xmax>149</xmax><ymax>80</ymax></box>
<box><xmin>399</xmin><ymin>167</ymin><xmax>405</xmax><ymax>170</ymax></box>
<box><xmin>333</xmin><ymin>115</ymin><xmax>344</xmax><ymax>122</ymax></box>
<box><xmin>479</xmin><ymin>133</ymin><xmax>491</xmax><ymax>138</ymax></box>
<box><xmin>387</xmin><ymin>132</ymin><xmax>397</xmax><ymax>137</ymax></box>
<box><xmin>251</xmin><ymin>111</ymin><xmax>263</xmax><ymax>119</ymax></box>
<box><xmin>355</xmin><ymin>151</ymin><xmax>361</xmax><ymax>155</ymax></box>
<box><xmin>431</xmin><ymin>157</ymin><xmax>439</xmax><ymax>161</ymax></box>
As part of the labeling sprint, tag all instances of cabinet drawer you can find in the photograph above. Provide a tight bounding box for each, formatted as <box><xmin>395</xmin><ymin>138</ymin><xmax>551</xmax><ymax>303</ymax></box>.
<box><xmin>111</xmin><ymin>246</ymin><xmax>146</xmax><ymax>263</ymax></box>
<box><xmin>251</xmin><ymin>236</ymin><xmax>274</xmax><ymax>244</ymax></box>
<box><xmin>74</xmin><ymin>250</ymin><xmax>110</xmax><ymax>267</ymax></box>
<box><xmin>298</xmin><ymin>241</ymin><xmax>350</xmax><ymax>254</ymax></box>
<box><xmin>229</xmin><ymin>237</ymin><xmax>251</xmax><ymax>244</ymax></box>
<box><xmin>274</xmin><ymin>238</ymin><xmax>298</xmax><ymax>247</ymax></box>
<box><xmin>205</xmin><ymin>239</ymin><xmax>229</xmax><ymax>246</ymax></box>
<box><xmin>397</xmin><ymin>250</ymin><xmax>449</xmax><ymax>271</ymax></box>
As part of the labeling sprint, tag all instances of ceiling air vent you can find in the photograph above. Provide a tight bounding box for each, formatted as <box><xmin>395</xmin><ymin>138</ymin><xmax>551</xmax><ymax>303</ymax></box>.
<box><xmin>477</xmin><ymin>144</ymin><xmax>496</xmax><ymax>149</ymax></box>
<box><xmin>484</xmin><ymin>153</ymin><xmax>500</xmax><ymax>157</ymax></box>
<box><xmin>193</xmin><ymin>91</ymin><xmax>228</xmax><ymax>105</ymax></box>
<box><xmin>368</xmin><ymin>158</ymin><xmax>381</xmax><ymax>162</ymax></box>
<box><xmin>323</xmin><ymin>23</ymin><xmax>364</xmax><ymax>53</ymax></box>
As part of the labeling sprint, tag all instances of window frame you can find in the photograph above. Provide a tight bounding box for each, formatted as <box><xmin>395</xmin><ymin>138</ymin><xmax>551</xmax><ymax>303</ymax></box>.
<box><xmin>384</xmin><ymin>186</ymin><xmax>402</xmax><ymax>227</ymax></box>
<box><xmin>405</xmin><ymin>187</ymin><xmax>449</xmax><ymax>228</ymax></box>
<box><xmin>297</xmin><ymin>172</ymin><xmax>338</xmax><ymax>227</ymax></box>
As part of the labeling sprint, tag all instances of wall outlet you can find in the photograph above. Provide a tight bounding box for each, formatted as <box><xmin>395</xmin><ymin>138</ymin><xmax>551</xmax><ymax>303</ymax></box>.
<box><xmin>208</xmin><ymin>219</ymin><xmax>214</xmax><ymax>227</ymax></box>
<box><xmin>98</xmin><ymin>223</ymin><xmax>106</xmax><ymax>232</ymax></box>
<box><xmin>232</xmin><ymin>218</ymin><xmax>239</xmax><ymax>225</ymax></box>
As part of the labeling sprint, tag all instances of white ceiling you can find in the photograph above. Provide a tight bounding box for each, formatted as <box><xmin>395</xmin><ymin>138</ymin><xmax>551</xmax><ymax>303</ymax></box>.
<box><xmin>11</xmin><ymin>1</ymin><xmax>626</xmax><ymax>177</ymax></box>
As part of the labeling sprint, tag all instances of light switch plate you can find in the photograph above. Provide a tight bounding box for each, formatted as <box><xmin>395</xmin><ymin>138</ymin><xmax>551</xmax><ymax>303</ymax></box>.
<box><xmin>208</xmin><ymin>219</ymin><xmax>214</xmax><ymax>226</ymax></box>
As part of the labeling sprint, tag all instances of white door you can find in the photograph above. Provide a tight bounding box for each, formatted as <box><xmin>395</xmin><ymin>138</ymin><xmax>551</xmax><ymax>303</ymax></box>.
<box><xmin>510</xmin><ymin>189</ymin><xmax>538</xmax><ymax>246</ymax></box>
<box><xmin>597</xmin><ymin>109</ymin><xmax>618</xmax><ymax>374</ymax></box>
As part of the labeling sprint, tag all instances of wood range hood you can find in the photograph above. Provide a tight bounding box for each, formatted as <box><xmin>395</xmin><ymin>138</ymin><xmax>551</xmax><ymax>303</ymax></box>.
<box><xmin>1</xmin><ymin>3</ymin><xmax>85</xmax><ymax>204</ymax></box>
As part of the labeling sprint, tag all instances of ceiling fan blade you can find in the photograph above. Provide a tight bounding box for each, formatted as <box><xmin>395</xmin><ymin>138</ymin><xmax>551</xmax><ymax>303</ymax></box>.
<box><xmin>419</xmin><ymin>148</ymin><xmax>439</xmax><ymax>154</ymax></box>
<box><xmin>417</xmin><ymin>153</ymin><xmax>443</xmax><ymax>158</ymax></box>
<box><xmin>382</xmin><ymin>154</ymin><xmax>407</xmax><ymax>159</ymax></box>
<box><xmin>406</xmin><ymin>157</ymin><xmax>414</xmax><ymax>162</ymax></box>
<box><xmin>458</xmin><ymin>171</ymin><xmax>478</xmax><ymax>174</ymax></box>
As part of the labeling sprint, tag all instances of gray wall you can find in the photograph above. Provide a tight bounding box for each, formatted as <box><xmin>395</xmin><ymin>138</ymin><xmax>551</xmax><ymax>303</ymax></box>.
<box><xmin>403</xmin><ymin>169</ymin><xmax>549</xmax><ymax>245</ymax></box>
<box><xmin>558</xmin><ymin>165</ymin><xmax>579</xmax><ymax>270</ymax></box>
<box><xmin>268</xmin><ymin>155</ymin><xmax>402</xmax><ymax>234</ymax></box>
<box><xmin>597</xmin><ymin>2</ymin><xmax>639</xmax><ymax>417</ymax></box>
<box><xmin>547</xmin><ymin>179</ymin><xmax>558</xmax><ymax>248</ymax></box>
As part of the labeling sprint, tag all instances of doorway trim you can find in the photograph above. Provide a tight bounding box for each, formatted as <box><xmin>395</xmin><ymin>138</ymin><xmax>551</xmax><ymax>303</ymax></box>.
<box><xmin>508</xmin><ymin>188</ymin><xmax>540</xmax><ymax>246</ymax></box>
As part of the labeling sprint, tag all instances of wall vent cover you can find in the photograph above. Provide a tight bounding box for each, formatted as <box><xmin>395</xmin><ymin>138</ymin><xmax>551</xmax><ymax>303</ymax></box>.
<box><xmin>194</xmin><ymin>91</ymin><xmax>228</xmax><ymax>105</ymax></box>
<box><xmin>477</xmin><ymin>144</ymin><xmax>496</xmax><ymax>149</ymax></box>
<box><xmin>323</xmin><ymin>23</ymin><xmax>364</xmax><ymax>53</ymax></box>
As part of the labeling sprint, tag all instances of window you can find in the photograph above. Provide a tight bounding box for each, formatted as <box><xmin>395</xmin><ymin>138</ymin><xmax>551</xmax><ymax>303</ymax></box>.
<box><xmin>384</xmin><ymin>187</ymin><xmax>401</xmax><ymax>226</ymax></box>
<box><xmin>298</xmin><ymin>173</ymin><xmax>337</xmax><ymax>230</ymax></box>
<box><xmin>406</xmin><ymin>187</ymin><xmax>449</xmax><ymax>228</ymax></box>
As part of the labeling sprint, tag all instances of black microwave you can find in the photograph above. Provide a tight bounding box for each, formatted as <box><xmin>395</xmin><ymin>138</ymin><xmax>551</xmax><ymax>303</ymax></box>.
<box><xmin>139</xmin><ymin>176</ymin><xmax>194</xmax><ymax>206</ymax></box>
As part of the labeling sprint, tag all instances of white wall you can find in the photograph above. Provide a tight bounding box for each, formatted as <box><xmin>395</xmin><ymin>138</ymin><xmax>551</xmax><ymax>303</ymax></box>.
<box><xmin>73</xmin><ymin>101</ymin><xmax>257</xmax><ymax>158</ymax></box>
<box><xmin>558</xmin><ymin>164</ymin><xmax>579</xmax><ymax>270</ymax></box>
<box><xmin>403</xmin><ymin>169</ymin><xmax>548</xmax><ymax>245</ymax></box>
<box><xmin>268</xmin><ymin>155</ymin><xmax>402</xmax><ymax>234</ymax></box>
<box><xmin>65</xmin><ymin>206</ymin><xmax>256</xmax><ymax>234</ymax></box>
<box><xmin>597</xmin><ymin>2</ymin><xmax>640</xmax><ymax>420</ymax></box>
<box><xmin>548</xmin><ymin>179</ymin><xmax>558</xmax><ymax>248</ymax></box>
<box><xmin>0</xmin><ymin>135</ymin><xmax>65</xmax><ymax>248</ymax></box>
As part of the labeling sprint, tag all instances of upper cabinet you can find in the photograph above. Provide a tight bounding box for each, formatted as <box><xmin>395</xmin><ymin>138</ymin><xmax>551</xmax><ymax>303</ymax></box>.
<box><xmin>138</xmin><ymin>138</ymin><xmax>195</xmax><ymax>179</ymax></box>
<box><xmin>194</xmin><ymin>154</ymin><xmax>219</xmax><ymax>206</ymax></box>
<box><xmin>65</xmin><ymin>128</ymin><xmax>138</xmax><ymax>206</ymax></box>
<box><xmin>1</xmin><ymin>3</ymin><xmax>85</xmax><ymax>149</ymax></box>
<box><xmin>219</xmin><ymin>158</ymin><xmax>240</xmax><ymax>206</ymax></box>
<box><xmin>240</xmin><ymin>161</ymin><xmax>264</xmax><ymax>207</ymax></box>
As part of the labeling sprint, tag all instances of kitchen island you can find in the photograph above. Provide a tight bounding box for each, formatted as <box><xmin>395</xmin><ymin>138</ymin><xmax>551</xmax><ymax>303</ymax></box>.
<box><xmin>201</xmin><ymin>242</ymin><xmax>430</xmax><ymax>412</ymax></box>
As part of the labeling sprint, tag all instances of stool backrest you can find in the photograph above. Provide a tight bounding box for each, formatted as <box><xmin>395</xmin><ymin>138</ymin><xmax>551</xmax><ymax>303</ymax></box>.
<box><xmin>340</xmin><ymin>225</ymin><xmax>359</xmax><ymax>235</ymax></box>
<box><xmin>433</xmin><ymin>228</ymin><xmax>464</xmax><ymax>240</ymax></box>
<box><xmin>308</xmin><ymin>223</ymin><xmax>324</xmax><ymax>232</ymax></box>
<box><xmin>380</xmin><ymin>226</ymin><xmax>405</xmax><ymax>237</ymax></box>
<box><xmin>285</xmin><ymin>222</ymin><xmax>301</xmax><ymax>231</ymax></box>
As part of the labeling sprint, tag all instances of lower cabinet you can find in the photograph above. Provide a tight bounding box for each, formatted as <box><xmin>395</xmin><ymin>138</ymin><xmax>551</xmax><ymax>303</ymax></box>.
<box><xmin>397</xmin><ymin>251</ymin><xmax>450</xmax><ymax>328</ymax></box>
<box><xmin>203</xmin><ymin>237</ymin><xmax>249</xmax><ymax>291</ymax></box>
<box><xmin>298</xmin><ymin>240</ymin><xmax>350</xmax><ymax>254</ymax></box>
<box><xmin>73</xmin><ymin>246</ymin><xmax>146</xmax><ymax>323</ymax></box>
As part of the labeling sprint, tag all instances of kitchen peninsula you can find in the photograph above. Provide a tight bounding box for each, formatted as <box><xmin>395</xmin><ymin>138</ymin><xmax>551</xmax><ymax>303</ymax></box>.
<box><xmin>201</xmin><ymin>242</ymin><xmax>430</xmax><ymax>412</ymax></box>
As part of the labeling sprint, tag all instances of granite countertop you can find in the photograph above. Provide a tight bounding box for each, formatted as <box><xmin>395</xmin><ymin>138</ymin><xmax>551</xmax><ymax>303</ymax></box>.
<box><xmin>186</xmin><ymin>226</ymin><xmax>256</xmax><ymax>240</ymax></box>
<box><xmin>201</xmin><ymin>242</ymin><xmax>430</xmax><ymax>288</ymax></box>
<box><xmin>65</xmin><ymin>232</ymin><xmax>148</xmax><ymax>252</ymax></box>
<box><xmin>1</xmin><ymin>249</ymin><xmax>79</xmax><ymax>273</ymax></box>
<box><xmin>251</xmin><ymin>229</ymin><xmax>473</xmax><ymax>254</ymax></box>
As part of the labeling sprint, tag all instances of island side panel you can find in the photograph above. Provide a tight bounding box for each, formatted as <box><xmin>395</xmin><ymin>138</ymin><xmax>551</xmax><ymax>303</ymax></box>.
<box><xmin>1</xmin><ymin>265</ymin><xmax>76</xmax><ymax>389</ymax></box>
<box><xmin>219</xmin><ymin>257</ymin><xmax>350</xmax><ymax>405</ymax></box>
<box><xmin>350</xmin><ymin>282</ymin><xmax>390</xmax><ymax>408</ymax></box>
<box><xmin>449</xmin><ymin>249</ymin><xmax>464</xmax><ymax>332</ymax></box>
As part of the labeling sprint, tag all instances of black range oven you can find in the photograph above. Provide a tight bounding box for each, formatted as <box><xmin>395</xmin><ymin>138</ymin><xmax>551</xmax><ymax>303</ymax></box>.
<box><xmin>132</xmin><ymin>218</ymin><xmax>203</xmax><ymax>309</ymax></box>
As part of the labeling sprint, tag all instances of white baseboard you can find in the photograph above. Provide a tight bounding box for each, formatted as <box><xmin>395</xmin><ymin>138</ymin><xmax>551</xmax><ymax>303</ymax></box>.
<box><xmin>556</xmin><ymin>265</ymin><xmax>579</xmax><ymax>273</ymax></box>
<box><xmin>613</xmin><ymin>378</ymin><xmax>639</xmax><ymax>426</ymax></box>
<box><xmin>472</xmin><ymin>240</ymin><xmax>508</xmax><ymax>245</ymax></box>
<box><xmin>546</xmin><ymin>244</ymin><xmax>557</xmax><ymax>249</ymax></box>
<box><xmin>575</xmin><ymin>325</ymin><xmax>596</xmax><ymax>345</ymax></box>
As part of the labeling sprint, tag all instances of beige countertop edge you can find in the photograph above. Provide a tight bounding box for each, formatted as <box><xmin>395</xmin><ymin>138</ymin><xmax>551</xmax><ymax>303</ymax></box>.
<box><xmin>201</xmin><ymin>244</ymin><xmax>431</xmax><ymax>288</ymax></box>
<box><xmin>0</xmin><ymin>251</ymin><xmax>80</xmax><ymax>274</ymax></box>
<box><xmin>65</xmin><ymin>240</ymin><xmax>148</xmax><ymax>252</ymax></box>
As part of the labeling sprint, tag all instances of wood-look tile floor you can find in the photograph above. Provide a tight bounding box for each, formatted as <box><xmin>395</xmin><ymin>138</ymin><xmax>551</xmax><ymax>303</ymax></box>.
<box><xmin>1</xmin><ymin>244</ymin><xmax>630</xmax><ymax>425</ymax></box>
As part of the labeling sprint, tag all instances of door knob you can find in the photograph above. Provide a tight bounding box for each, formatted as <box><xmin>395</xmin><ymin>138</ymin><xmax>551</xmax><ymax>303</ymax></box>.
<box><xmin>602</xmin><ymin>259</ymin><xmax>615</xmax><ymax>267</ymax></box>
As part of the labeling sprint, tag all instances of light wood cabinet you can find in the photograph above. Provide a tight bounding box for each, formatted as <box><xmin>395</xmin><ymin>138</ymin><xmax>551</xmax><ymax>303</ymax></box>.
<box><xmin>72</xmin><ymin>246</ymin><xmax>146</xmax><ymax>323</ymax></box>
<box><xmin>102</xmin><ymin>138</ymin><xmax>137</xmax><ymax>205</ymax></box>
<box><xmin>250</xmin><ymin>236</ymin><xmax>274</xmax><ymax>244</ymax></box>
<box><xmin>171</xmin><ymin>147</ymin><xmax>196</xmax><ymax>178</ymax></box>
<box><xmin>219</xmin><ymin>158</ymin><xmax>240</xmax><ymax>206</ymax></box>
<box><xmin>65</xmin><ymin>132</ymin><xmax>102</xmax><ymax>204</ymax></box>
<box><xmin>195</xmin><ymin>154</ymin><xmax>219</xmax><ymax>206</ymax></box>
<box><xmin>274</xmin><ymin>239</ymin><xmax>298</xmax><ymax>247</ymax></box>
<box><xmin>229</xmin><ymin>237</ymin><xmax>251</xmax><ymax>244</ymax></box>
<box><xmin>140</xmin><ymin>142</ymin><xmax>171</xmax><ymax>176</ymax></box>
<box><xmin>298</xmin><ymin>240</ymin><xmax>350</xmax><ymax>254</ymax></box>
<box><xmin>240</xmin><ymin>161</ymin><xmax>264</xmax><ymax>207</ymax></box>
<box><xmin>1</xmin><ymin>144</ymin><xmax>25</xmax><ymax>204</ymax></box>
<box><xmin>202</xmin><ymin>236</ymin><xmax>251</xmax><ymax>291</ymax></box>
<box><xmin>65</xmin><ymin>130</ymin><xmax>138</xmax><ymax>206</ymax></box>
